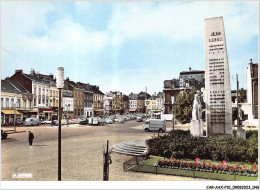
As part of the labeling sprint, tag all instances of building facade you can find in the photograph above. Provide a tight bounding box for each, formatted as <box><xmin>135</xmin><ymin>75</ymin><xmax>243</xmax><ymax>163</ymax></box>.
<box><xmin>9</xmin><ymin>69</ymin><xmax>52</xmax><ymax>119</ymax></box>
<box><xmin>129</xmin><ymin>93</ymin><xmax>138</xmax><ymax>113</ymax></box>
<box><xmin>1</xmin><ymin>80</ymin><xmax>33</xmax><ymax>124</ymax></box>
<box><xmin>246</xmin><ymin>59</ymin><xmax>258</xmax><ymax>122</ymax></box>
<box><xmin>164</xmin><ymin>69</ymin><xmax>205</xmax><ymax>115</ymax></box>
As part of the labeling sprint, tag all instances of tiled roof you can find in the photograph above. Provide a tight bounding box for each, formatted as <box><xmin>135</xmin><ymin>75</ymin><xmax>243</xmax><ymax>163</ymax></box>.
<box><xmin>1</xmin><ymin>80</ymin><xmax>22</xmax><ymax>94</ymax></box>
<box><xmin>22</xmin><ymin>73</ymin><xmax>50</xmax><ymax>85</ymax></box>
<box><xmin>8</xmin><ymin>81</ymin><xmax>30</xmax><ymax>94</ymax></box>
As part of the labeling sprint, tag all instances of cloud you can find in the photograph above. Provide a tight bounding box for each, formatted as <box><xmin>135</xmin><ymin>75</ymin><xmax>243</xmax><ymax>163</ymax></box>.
<box><xmin>1</xmin><ymin>1</ymin><xmax>258</xmax><ymax>94</ymax></box>
<box><xmin>107</xmin><ymin>1</ymin><xmax>258</xmax><ymax>44</ymax></box>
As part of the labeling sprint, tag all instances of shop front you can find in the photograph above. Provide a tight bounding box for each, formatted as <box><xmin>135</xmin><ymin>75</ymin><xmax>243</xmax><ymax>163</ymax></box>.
<box><xmin>39</xmin><ymin>108</ymin><xmax>53</xmax><ymax>121</ymax></box>
<box><xmin>129</xmin><ymin>108</ymin><xmax>136</xmax><ymax>113</ymax></box>
<box><xmin>1</xmin><ymin>109</ymin><xmax>22</xmax><ymax>125</ymax></box>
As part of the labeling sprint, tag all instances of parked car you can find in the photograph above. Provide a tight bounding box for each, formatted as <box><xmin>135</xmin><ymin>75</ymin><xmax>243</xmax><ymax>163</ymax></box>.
<box><xmin>79</xmin><ymin>119</ymin><xmax>89</xmax><ymax>125</ymax></box>
<box><xmin>142</xmin><ymin>119</ymin><xmax>166</xmax><ymax>132</ymax></box>
<box><xmin>76</xmin><ymin>118</ymin><xmax>84</xmax><ymax>123</ymax></box>
<box><xmin>88</xmin><ymin>117</ymin><xmax>99</xmax><ymax>126</ymax></box>
<box><xmin>40</xmin><ymin>120</ymin><xmax>52</xmax><ymax>124</ymax></box>
<box><xmin>24</xmin><ymin>118</ymin><xmax>40</xmax><ymax>126</ymax></box>
<box><xmin>54</xmin><ymin>119</ymin><xmax>68</xmax><ymax>126</ymax></box>
<box><xmin>136</xmin><ymin>117</ymin><xmax>143</xmax><ymax>122</ymax></box>
<box><xmin>98</xmin><ymin>118</ymin><xmax>105</xmax><ymax>125</ymax></box>
<box><xmin>114</xmin><ymin>118</ymin><xmax>119</xmax><ymax>123</ymax></box>
<box><xmin>243</xmin><ymin>124</ymin><xmax>258</xmax><ymax>131</ymax></box>
<box><xmin>118</xmin><ymin>117</ymin><xmax>125</xmax><ymax>123</ymax></box>
<box><xmin>105</xmin><ymin>118</ymin><xmax>113</xmax><ymax>124</ymax></box>
<box><xmin>69</xmin><ymin>119</ymin><xmax>78</xmax><ymax>124</ymax></box>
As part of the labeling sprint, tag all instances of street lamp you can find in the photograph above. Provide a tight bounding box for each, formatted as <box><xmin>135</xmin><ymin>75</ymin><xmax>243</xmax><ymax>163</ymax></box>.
<box><xmin>56</xmin><ymin>67</ymin><xmax>64</xmax><ymax>181</ymax></box>
<box><xmin>14</xmin><ymin>100</ymin><xmax>17</xmax><ymax>132</ymax></box>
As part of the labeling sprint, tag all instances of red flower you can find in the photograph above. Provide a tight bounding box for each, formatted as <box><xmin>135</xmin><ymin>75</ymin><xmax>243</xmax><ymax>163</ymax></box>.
<box><xmin>252</xmin><ymin>162</ymin><xmax>257</xmax><ymax>171</ymax></box>
<box><xmin>195</xmin><ymin>157</ymin><xmax>200</xmax><ymax>164</ymax></box>
<box><xmin>170</xmin><ymin>156</ymin><xmax>175</xmax><ymax>160</ymax></box>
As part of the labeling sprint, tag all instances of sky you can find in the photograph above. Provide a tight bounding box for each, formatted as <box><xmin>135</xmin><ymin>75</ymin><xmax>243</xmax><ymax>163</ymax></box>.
<box><xmin>1</xmin><ymin>1</ymin><xmax>258</xmax><ymax>95</ymax></box>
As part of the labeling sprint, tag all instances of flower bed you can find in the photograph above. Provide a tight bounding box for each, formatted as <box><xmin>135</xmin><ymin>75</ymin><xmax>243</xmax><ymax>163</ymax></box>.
<box><xmin>155</xmin><ymin>159</ymin><xmax>258</xmax><ymax>177</ymax></box>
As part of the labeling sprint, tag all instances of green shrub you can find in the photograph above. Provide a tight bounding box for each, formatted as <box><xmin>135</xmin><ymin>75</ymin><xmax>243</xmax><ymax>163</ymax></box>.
<box><xmin>146</xmin><ymin>130</ymin><xmax>258</xmax><ymax>163</ymax></box>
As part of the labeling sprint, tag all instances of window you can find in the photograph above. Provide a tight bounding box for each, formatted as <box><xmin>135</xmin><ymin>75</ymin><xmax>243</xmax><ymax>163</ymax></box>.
<box><xmin>46</xmin><ymin>89</ymin><xmax>48</xmax><ymax>95</ymax></box>
<box><xmin>1</xmin><ymin>98</ymin><xmax>3</xmax><ymax>108</ymax></box>
<box><xmin>38</xmin><ymin>98</ymin><xmax>41</xmax><ymax>105</ymax></box>
<box><xmin>46</xmin><ymin>99</ymin><xmax>48</xmax><ymax>107</ymax></box>
<box><xmin>50</xmin><ymin>90</ymin><xmax>52</xmax><ymax>97</ymax></box>
<box><xmin>34</xmin><ymin>98</ymin><xmax>36</xmax><ymax>106</ymax></box>
<box><xmin>43</xmin><ymin>88</ymin><xmax>45</xmax><ymax>95</ymax></box>
<box><xmin>23</xmin><ymin>100</ymin><xmax>26</xmax><ymax>109</ymax></box>
<box><xmin>56</xmin><ymin>100</ymin><xmax>58</xmax><ymax>106</ymax></box>
<box><xmin>11</xmin><ymin>98</ymin><xmax>14</xmax><ymax>108</ymax></box>
<box><xmin>39</xmin><ymin>88</ymin><xmax>41</xmax><ymax>95</ymax></box>
<box><xmin>17</xmin><ymin>99</ymin><xmax>21</xmax><ymax>108</ymax></box>
<box><xmin>34</xmin><ymin>87</ymin><xmax>37</xmax><ymax>94</ymax></box>
<box><xmin>42</xmin><ymin>99</ymin><xmax>45</xmax><ymax>104</ymax></box>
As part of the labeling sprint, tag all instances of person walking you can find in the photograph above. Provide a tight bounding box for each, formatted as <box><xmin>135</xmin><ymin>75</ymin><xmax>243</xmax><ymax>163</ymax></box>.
<box><xmin>28</xmin><ymin>131</ymin><xmax>34</xmax><ymax>146</ymax></box>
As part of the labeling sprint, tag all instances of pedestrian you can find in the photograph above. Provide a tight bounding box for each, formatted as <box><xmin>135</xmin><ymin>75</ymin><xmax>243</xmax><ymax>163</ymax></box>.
<box><xmin>28</xmin><ymin>131</ymin><xmax>34</xmax><ymax>146</ymax></box>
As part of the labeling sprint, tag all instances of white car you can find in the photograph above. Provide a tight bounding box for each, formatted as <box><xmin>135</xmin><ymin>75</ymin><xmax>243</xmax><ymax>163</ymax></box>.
<box><xmin>40</xmin><ymin>120</ymin><xmax>52</xmax><ymax>124</ymax></box>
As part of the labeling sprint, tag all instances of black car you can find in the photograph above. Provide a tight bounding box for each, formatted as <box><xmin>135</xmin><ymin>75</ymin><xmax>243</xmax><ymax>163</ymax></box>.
<box><xmin>79</xmin><ymin>120</ymin><xmax>89</xmax><ymax>125</ymax></box>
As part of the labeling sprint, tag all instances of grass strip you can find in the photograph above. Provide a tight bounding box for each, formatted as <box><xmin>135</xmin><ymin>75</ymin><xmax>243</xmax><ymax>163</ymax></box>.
<box><xmin>130</xmin><ymin>165</ymin><xmax>258</xmax><ymax>181</ymax></box>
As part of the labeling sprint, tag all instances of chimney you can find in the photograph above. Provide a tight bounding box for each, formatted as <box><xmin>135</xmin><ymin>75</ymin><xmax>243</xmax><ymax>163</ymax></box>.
<box><xmin>249</xmin><ymin>58</ymin><xmax>253</xmax><ymax>64</ymax></box>
<box><xmin>49</xmin><ymin>74</ymin><xmax>53</xmax><ymax>80</ymax></box>
<box><xmin>30</xmin><ymin>69</ymin><xmax>35</xmax><ymax>76</ymax></box>
<box><xmin>15</xmin><ymin>69</ymin><xmax>23</xmax><ymax>74</ymax></box>
<box><xmin>189</xmin><ymin>67</ymin><xmax>191</xmax><ymax>71</ymax></box>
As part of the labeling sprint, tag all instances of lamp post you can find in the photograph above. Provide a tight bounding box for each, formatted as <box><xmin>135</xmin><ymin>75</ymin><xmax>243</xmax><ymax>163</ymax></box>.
<box><xmin>56</xmin><ymin>67</ymin><xmax>64</xmax><ymax>181</ymax></box>
<box><xmin>14</xmin><ymin>100</ymin><xmax>17</xmax><ymax>132</ymax></box>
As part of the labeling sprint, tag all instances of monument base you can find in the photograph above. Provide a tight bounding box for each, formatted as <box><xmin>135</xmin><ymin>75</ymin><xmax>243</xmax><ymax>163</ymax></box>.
<box><xmin>190</xmin><ymin>119</ymin><xmax>203</xmax><ymax>137</ymax></box>
<box><xmin>236</xmin><ymin>129</ymin><xmax>246</xmax><ymax>139</ymax></box>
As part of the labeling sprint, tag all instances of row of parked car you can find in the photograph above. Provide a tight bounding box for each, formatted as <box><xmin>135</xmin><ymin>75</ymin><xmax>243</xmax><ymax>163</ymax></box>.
<box><xmin>20</xmin><ymin>113</ymin><xmax>149</xmax><ymax>126</ymax></box>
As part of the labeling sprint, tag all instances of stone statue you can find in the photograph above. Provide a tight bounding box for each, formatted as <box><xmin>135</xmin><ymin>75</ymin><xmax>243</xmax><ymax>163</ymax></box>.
<box><xmin>192</xmin><ymin>92</ymin><xmax>202</xmax><ymax>121</ymax></box>
<box><xmin>190</xmin><ymin>91</ymin><xmax>203</xmax><ymax>137</ymax></box>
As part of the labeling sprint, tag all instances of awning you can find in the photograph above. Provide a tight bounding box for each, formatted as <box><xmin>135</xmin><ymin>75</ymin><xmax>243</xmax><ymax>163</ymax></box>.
<box><xmin>129</xmin><ymin>108</ymin><xmax>136</xmax><ymax>112</ymax></box>
<box><xmin>95</xmin><ymin>109</ymin><xmax>100</xmax><ymax>111</ymax></box>
<box><xmin>39</xmin><ymin>108</ymin><xmax>53</xmax><ymax>112</ymax></box>
<box><xmin>1</xmin><ymin>110</ymin><xmax>21</xmax><ymax>114</ymax></box>
<box><xmin>152</xmin><ymin>109</ymin><xmax>162</xmax><ymax>112</ymax></box>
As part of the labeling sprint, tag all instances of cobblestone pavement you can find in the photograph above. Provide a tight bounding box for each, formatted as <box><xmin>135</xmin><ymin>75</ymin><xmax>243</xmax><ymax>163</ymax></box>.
<box><xmin>1</xmin><ymin>121</ymin><xmax>206</xmax><ymax>181</ymax></box>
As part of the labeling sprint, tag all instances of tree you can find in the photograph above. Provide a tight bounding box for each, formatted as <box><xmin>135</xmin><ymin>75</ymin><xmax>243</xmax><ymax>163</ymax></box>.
<box><xmin>232</xmin><ymin>106</ymin><xmax>244</xmax><ymax>124</ymax></box>
<box><xmin>173</xmin><ymin>87</ymin><xmax>197</xmax><ymax>124</ymax></box>
<box><xmin>239</xmin><ymin>88</ymin><xmax>247</xmax><ymax>103</ymax></box>
<box><xmin>232</xmin><ymin>107</ymin><xmax>238</xmax><ymax>124</ymax></box>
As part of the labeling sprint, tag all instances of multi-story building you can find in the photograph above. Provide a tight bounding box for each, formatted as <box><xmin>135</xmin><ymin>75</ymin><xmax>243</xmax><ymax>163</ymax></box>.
<box><xmin>129</xmin><ymin>93</ymin><xmax>138</xmax><ymax>113</ymax></box>
<box><xmin>68</xmin><ymin>80</ymin><xmax>84</xmax><ymax>118</ymax></box>
<box><xmin>85</xmin><ymin>84</ymin><xmax>104</xmax><ymax>116</ymax></box>
<box><xmin>106</xmin><ymin>91</ymin><xmax>123</xmax><ymax>114</ymax></box>
<box><xmin>33</xmin><ymin>72</ymin><xmax>64</xmax><ymax>120</ymax></box>
<box><xmin>104</xmin><ymin>94</ymin><xmax>113</xmax><ymax>115</ymax></box>
<box><xmin>246</xmin><ymin>59</ymin><xmax>258</xmax><ymax>121</ymax></box>
<box><xmin>146</xmin><ymin>95</ymin><xmax>157</xmax><ymax>113</ymax></box>
<box><xmin>146</xmin><ymin>92</ymin><xmax>164</xmax><ymax>114</ymax></box>
<box><xmin>164</xmin><ymin>68</ymin><xmax>205</xmax><ymax>116</ymax></box>
<box><xmin>179</xmin><ymin>67</ymin><xmax>205</xmax><ymax>89</ymax></box>
<box><xmin>156</xmin><ymin>92</ymin><xmax>164</xmax><ymax>110</ymax></box>
<box><xmin>9</xmin><ymin>69</ymin><xmax>52</xmax><ymax>119</ymax></box>
<box><xmin>63</xmin><ymin>78</ymin><xmax>74</xmax><ymax>119</ymax></box>
<box><xmin>122</xmin><ymin>95</ymin><xmax>129</xmax><ymax>114</ymax></box>
<box><xmin>1</xmin><ymin>80</ymin><xmax>33</xmax><ymax>124</ymax></box>
<box><xmin>77</xmin><ymin>82</ymin><xmax>94</xmax><ymax>118</ymax></box>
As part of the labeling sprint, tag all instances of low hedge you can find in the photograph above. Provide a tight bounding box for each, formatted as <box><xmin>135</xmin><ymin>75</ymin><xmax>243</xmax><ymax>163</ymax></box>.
<box><xmin>146</xmin><ymin>130</ymin><xmax>258</xmax><ymax>163</ymax></box>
